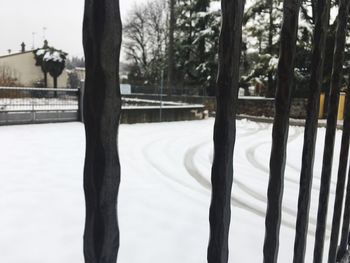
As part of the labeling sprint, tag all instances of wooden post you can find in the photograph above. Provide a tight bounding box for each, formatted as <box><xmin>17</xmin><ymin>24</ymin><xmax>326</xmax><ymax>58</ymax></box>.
<box><xmin>263</xmin><ymin>0</ymin><xmax>301</xmax><ymax>262</ymax></box>
<box><xmin>207</xmin><ymin>0</ymin><xmax>244</xmax><ymax>262</ymax></box>
<box><xmin>82</xmin><ymin>0</ymin><xmax>122</xmax><ymax>262</ymax></box>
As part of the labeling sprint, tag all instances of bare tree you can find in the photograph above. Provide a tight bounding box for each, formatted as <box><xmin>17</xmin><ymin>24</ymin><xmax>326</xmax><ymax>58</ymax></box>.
<box><xmin>124</xmin><ymin>6</ymin><xmax>148</xmax><ymax>69</ymax></box>
<box><xmin>146</xmin><ymin>0</ymin><xmax>167</xmax><ymax>81</ymax></box>
<box><xmin>207</xmin><ymin>0</ymin><xmax>245</xmax><ymax>263</ymax></box>
<box><xmin>82</xmin><ymin>0</ymin><xmax>122</xmax><ymax>262</ymax></box>
<box><xmin>146</xmin><ymin>0</ymin><xmax>167</xmax><ymax>61</ymax></box>
<box><xmin>123</xmin><ymin>0</ymin><xmax>167</xmax><ymax>84</ymax></box>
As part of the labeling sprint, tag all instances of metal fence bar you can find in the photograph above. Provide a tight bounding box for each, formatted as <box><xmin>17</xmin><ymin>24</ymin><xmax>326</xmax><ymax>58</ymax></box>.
<box><xmin>328</xmin><ymin>88</ymin><xmax>350</xmax><ymax>263</ymax></box>
<box><xmin>0</xmin><ymin>87</ymin><xmax>79</xmax><ymax>112</ymax></box>
<box><xmin>313</xmin><ymin>0</ymin><xmax>350</xmax><ymax>261</ymax></box>
<box><xmin>82</xmin><ymin>0</ymin><xmax>122</xmax><ymax>262</ymax></box>
<box><xmin>0</xmin><ymin>86</ymin><xmax>79</xmax><ymax>92</ymax></box>
<box><xmin>338</xmin><ymin>168</ymin><xmax>350</xmax><ymax>258</ymax></box>
<box><xmin>292</xmin><ymin>0</ymin><xmax>331</xmax><ymax>262</ymax></box>
<box><xmin>207</xmin><ymin>0</ymin><xmax>244</xmax><ymax>262</ymax></box>
<box><xmin>263</xmin><ymin>0</ymin><xmax>301</xmax><ymax>262</ymax></box>
<box><xmin>0</xmin><ymin>86</ymin><xmax>80</xmax><ymax>124</ymax></box>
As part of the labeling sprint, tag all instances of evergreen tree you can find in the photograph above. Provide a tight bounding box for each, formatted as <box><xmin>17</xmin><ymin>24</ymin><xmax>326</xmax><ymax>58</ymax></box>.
<box><xmin>34</xmin><ymin>41</ymin><xmax>67</xmax><ymax>90</ymax></box>
<box><xmin>33</xmin><ymin>40</ymin><xmax>50</xmax><ymax>88</ymax></box>
<box><xmin>42</xmin><ymin>49</ymin><xmax>67</xmax><ymax>91</ymax></box>
<box><xmin>242</xmin><ymin>0</ymin><xmax>283</xmax><ymax>96</ymax></box>
<box><xmin>173</xmin><ymin>0</ymin><xmax>220</xmax><ymax>95</ymax></box>
<box><xmin>242</xmin><ymin>0</ymin><xmax>315</xmax><ymax>97</ymax></box>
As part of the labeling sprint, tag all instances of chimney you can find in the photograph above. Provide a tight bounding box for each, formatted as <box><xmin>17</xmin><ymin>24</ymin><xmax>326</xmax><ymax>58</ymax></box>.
<box><xmin>7</xmin><ymin>49</ymin><xmax>11</xmax><ymax>54</ymax></box>
<box><xmin>21</xmin><ymin>42</ymin><xmax>26</xmax><ymax>53</ymax></box>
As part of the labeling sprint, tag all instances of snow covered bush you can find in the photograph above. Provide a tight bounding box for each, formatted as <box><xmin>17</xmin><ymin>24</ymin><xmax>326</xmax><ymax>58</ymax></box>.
<box><xmin>33</xmin><ymin>41</ymin><xmax>67</xmax><ymax>89</ymax></box>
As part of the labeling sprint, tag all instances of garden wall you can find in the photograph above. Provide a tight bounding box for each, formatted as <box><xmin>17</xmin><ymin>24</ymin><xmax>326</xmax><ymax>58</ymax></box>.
<box><xmin>121</xmin><ymin>106</ymin><xmax>205</xmax><ymax>124</ymax></box>
<box><xmin>124</xmin><ymin>94</ymin><xmax>309</xmax><ymax>119</ymax></box>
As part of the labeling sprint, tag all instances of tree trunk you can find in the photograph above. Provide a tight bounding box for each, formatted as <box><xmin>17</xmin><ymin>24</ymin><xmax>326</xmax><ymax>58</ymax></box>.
<box><xmin>167</xmin><ymin>0</ymin><xmax>175</xmax><ymax>95</ymax></box>
<box><xmin>44</xmin><ymin>71</ymin><xmax>48</xmax><ymax>88</ymax></box>
<box><xmin>54</xmin><ymin>77</ymin><xmax>58</xmax><ymax>97</ymax></box>
<box><xmin>313</xmin><ymin>0</ymin><xmax>350</xmax><ymax>261</ymax></box>
<box><xmin>292</xmin><ymin>0</ymin><xmax>330</xmax><ymax>262</ymax></box>
<box><xmin>82</xmin><ymin>0</ymin><xmax>122</xmax><ymax>262</ymax></box>
<box><xmin>263</xmin><ymin>0</ymin><xmax>301</xmax><ymax>262</ymax></box>
<box><xmin>207</xmin><ymin>0</ymin><xmax>244</xmax><ymax>262</ymax></box>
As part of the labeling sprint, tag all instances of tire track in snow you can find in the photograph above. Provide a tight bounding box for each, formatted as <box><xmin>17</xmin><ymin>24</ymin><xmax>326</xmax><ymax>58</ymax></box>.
<box><xmin>245</xmin><ymin>126</ymin><xmax>303</xmax><ymax>184</ymax></box>
<box><xmin>245</xmin><ymin>126</ymin><xmax>336</xmax><ymax>193</ymax></box>
<box><xmin>141</xmin><ymin>123</ymin><xmax>273</xmax><ymax>223</ymax></box>
<box><xmin>141</xmin><ymin>120</ymin><xmax>331</xmax><ymax>237</ymax></box>
<box><xmin>183</xmin><ymin>141</ymin><xmax>300</xmax><ymax>231</ymax></box>
<box><xmin>184</xmin><ymin>123</ymin><xmax>332</xmax><ymax>236</ymax></box>
<box><xmin>142</xmin><ymin>137</ymin><xmax>210</xmax><ymax>205</ymax></box>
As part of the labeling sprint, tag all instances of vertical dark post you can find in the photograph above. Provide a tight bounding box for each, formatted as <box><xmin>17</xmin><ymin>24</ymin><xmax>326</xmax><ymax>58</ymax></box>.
<box><xmin>79</xmin><ymin>83</ymin><xmax>85</xmax><ymax>123</ymax></box>
<box><xmin>167</xmin><ymin>0</ymin><xmax>175</xmax><ymax>95</ymax></box>
<box><xmin>263</xmin><ymin>0</ymin><xmax>301</xmax><ymax>262</ymax></box>
<box><xmin>328</xmin><ymin>87</ymin><xmax>350</xmax><ymax>263</ymax></box>
<box><xmin>44</xmin><ymin>72</ymin><xmax>48</xmax><ymax>88</ymax></box>
<box><xmin>267</xmin><ymin>0</ymin><xmax>274</xmax><ymax>97</ymax></box>
<box><xmin>54</xmin><ymin>77</ymin><xmax>58</xmax><ymax>97</ymax></box>
<box><xmin>292</xmin><ymin>0</ymin><xmax>330</xmax><ymax>262</ymax></box>
<box><xmin>160</xmin><ymin>70</ymin><xmax>164</xmax><ymax>122</ymax></box>
<box><xmin>313</xmin><ymin>0</ymin><xmax>350</xmax><ymax>261</ymax></box>
<box><xmin>82</xmin><ymin>0</ymin><xmax>122</xmax><ymax>262</ymax></box>
<box><xmin>338</xmin><ymin>148</ymin><xmax>350</xmax><ymax>258</ymax></box>
<box><xmin>207</xmin><ymin>0</ymin><xmax>244</xmax><ymax>262</ymax></box>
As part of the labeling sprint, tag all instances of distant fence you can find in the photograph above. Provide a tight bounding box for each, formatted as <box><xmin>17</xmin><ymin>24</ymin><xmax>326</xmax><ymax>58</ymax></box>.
<box><xmin>0</xmin><ymin>87</ymin><xmax>80</xmax><ymax>125</ymax></box>
<box><xmin>0</xmin><ymin>87</ymin><xmax>206</xmax><ymax>125</ymax></box>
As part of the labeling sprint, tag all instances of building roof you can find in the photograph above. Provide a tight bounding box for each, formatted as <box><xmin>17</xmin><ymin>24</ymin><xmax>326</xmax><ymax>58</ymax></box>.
<box><xmin>0</xmin><ymin>50</ymin><xmax>33</xmax><ymax>59</ymax></box>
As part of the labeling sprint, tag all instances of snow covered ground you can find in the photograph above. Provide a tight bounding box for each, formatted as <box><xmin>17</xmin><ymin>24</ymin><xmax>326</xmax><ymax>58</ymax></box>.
<box><xmin>0</xmin><ymin>119</ymin><xmax>342</xmax><ymax>262</ymax></box>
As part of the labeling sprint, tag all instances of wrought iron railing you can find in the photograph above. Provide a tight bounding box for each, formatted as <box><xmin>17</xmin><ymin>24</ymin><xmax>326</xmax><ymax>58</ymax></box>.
<box><xmin>0</xmin><ymin>86</ymin><xmax>79</xmax><ymax>112</ymax></box>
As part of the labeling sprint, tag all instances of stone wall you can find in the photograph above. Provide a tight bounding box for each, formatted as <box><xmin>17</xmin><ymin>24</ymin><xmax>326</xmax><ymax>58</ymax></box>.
<box><xmin>238</xmin><ymin>97</ymin><xmax>308</xmax><ymax>119</ymax></box>
<box><xmin>120</xmin><ymin>106</ymin><xmax>205</xmax><ymax>124</ymax></box>
<box><xmin>124</xmin><ymin>94</ymin><xmax>309</xmax><ymax>119</ymax></box>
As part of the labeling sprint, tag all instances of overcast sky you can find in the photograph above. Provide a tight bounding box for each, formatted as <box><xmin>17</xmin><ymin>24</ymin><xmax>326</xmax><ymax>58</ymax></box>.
<box><xmin>0</xmin><ymin>0</ymin><xmax>144</xmax><ymax>57</ymax></box>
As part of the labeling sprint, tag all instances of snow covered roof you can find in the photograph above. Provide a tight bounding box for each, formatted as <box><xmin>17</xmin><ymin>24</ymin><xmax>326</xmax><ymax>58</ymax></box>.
<box><xmin>0</xmin><ymin>50</ymin><xmax>33</xmax><ymax>59</ymax></box>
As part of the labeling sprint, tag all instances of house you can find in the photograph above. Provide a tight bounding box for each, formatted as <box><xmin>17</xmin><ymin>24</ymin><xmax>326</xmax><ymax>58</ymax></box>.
<box><xmin>74</xmin><ymin>67</ymin><xmax>86</xmax><ymax>82</ymax></box>
<box><xmin>0</xmin><ymin>43</ymin><xmax>68</xmax><ymax>88</ymax></box>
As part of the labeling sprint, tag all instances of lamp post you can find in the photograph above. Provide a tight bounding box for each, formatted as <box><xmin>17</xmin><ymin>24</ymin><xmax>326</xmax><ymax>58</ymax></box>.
<box><xmin>160</xmin><ymin>70</ymin><xmax>164</xmax><ymax>122</ymax></box>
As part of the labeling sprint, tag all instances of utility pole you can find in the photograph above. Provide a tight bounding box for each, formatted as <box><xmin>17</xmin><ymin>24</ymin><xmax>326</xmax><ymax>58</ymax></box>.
<box><xmin>160</xmin><ymin>70</ymin><xmax>164</xmax><ymax>122</ymax></box>
<box><xmin>43</xmin><ymin>27</ymin><xmax>47</xmax><ymax>42</ymax></box>
<box><xmin>167</xmin><ymin>0</ymin><xmax>175</xmax><ymax>95</ymax></box>
<box><xmin>32</xmin><ymin>32</ymin><xmax>36</xmax><ymax>50</ymax></box>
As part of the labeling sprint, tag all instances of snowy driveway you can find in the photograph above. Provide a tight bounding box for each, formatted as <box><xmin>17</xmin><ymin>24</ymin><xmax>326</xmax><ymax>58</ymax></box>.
<box><xmin>0</xmin><ymin>119</ymin><xmax>341</xmax><ymax>262</ymax></box>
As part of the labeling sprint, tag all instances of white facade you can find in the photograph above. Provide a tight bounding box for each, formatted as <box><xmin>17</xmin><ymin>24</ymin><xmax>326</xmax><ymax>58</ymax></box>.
<box><xmin>0</xmin><ymin>51</ymin><xmax>68</xmax><ymax>88</ymax></box>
